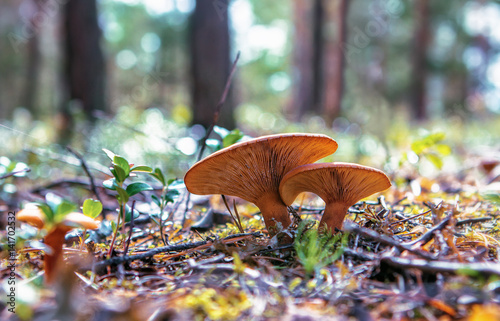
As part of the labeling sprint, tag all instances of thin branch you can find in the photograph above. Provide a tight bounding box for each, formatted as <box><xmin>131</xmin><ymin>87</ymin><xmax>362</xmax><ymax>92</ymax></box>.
<box><xmin>92</xmin><ymin>232</ymin><xmax>261</xmax><ymax>270</ymax></box>
<box><xmin>124</xmin><ymin>200</ymin><xmax>136</xmax><ymax>255</ymax></box>
<box><xmin>344</xmin><ymin>222</ymin><xmax>436</xmax><ymax>260</ymax></box>
<box><xmin>66</xmin><ymin>146</ymin><xmax>104</xmax><ymax>216</ymax></box>
<box><xmin>0</xmin><ymin>168</ymin><xmax>31</xmax><ymax>180</ymax></box>
<box><xmin>183</xmin><ymin>51</ymin><xmax>241</xmax><ymax>225</ymax></box>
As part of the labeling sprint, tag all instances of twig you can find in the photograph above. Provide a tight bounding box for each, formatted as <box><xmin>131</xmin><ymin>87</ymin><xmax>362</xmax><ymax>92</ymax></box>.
<box><xmin>124</xmin><ymin>200</ymin><xmax>135</xmax><ymax>255</ymax></box>
<box><xmin>404</xmin><ymin>215</ymin><xmax>453</xmax><ymax>247</ymax></box>
<box><xmin>66</xmin><ymin>146</ymin><xmax>104</xmax><ymax>217</ymax></box>
<box><xmin>456</xmin><ymin>217</ymin><xmax>492</xmax><ymax>226</ymax></box>
<box><xmin>0</xmin><ymin>168</ymin><xmax>31</xmax><ymax>180</ymax></box>
<box><xmin>183</xmin><ymin>51</ymin><xmax>241</xmax><ymax>225</ymax></box>
<box><xmin>344</xmin><ymin>222</ymin><xmax>436</xmax><ymax>260</ymax></box>
<box><xmin>92</xmin><ymin>232</ymin><xmax>261</xmax><ymax>270</ymax></box>
<box><xmin>380</xmin><ymin>256</ymin><xmax>500</xmax><ymax>277</ymax></box>
<box><xmin>389</xmin><ymin>210</ymin><xmax>431</xmax><ymax>226</ymax></box>
<box><xmin>196</xmin><ymin>51</ymin><xmax>241</xmax><ymax>162</ymax></box>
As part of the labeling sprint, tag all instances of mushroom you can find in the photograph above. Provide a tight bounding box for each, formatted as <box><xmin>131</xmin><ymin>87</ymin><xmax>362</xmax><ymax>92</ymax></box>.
<box><xmin>279</xmin><ymin>162</ymin><xmax>391</xmax><ymax>233</ymax></box>
<box><xmin>17</xmin><ymin>206</ymin><xmax>100</xmax><ymax>284</ymax></box>
<box><xmin>184</xmin><ymin>133</ymin><xmax>338</xmax><ymax>235</ymax></box>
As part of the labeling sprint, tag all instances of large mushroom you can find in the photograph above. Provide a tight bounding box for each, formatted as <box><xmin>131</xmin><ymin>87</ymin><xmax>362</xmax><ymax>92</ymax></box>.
<box><xmin>184</xmin><ymin>133</ymin><xmax>338</xmax><ymax>235</ymax></box>
<box><xmin>279</xmin><ymin>162</ymin><xmax>391</xmax><ymax>233</ymax></box>
<box><xmin>17</xmin><ymin>206</ymin><xmax>100</xmax><ymax>284</ymax></box>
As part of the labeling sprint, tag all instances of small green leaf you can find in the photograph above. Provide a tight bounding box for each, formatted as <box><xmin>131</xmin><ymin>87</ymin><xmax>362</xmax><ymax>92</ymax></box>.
<box><xmin>425</xmin><ymin>153</ymin><xmax>443</xmax><ymax>169</ymax></box>
<box><xmin>35</xmin><ymin>203</ymin><xmax>54</xmax><ymax>223</ymax></box>
<box><xmin>113</xmin><ymin>156</ymin><xmax>130</xmax><ymax>175</ymax></box>
<box><xmin>164</xmin><ymin>189</ymin><xmax>180</xmax><ymax>203</ymax></box>
<box><xmin>222</xmin><ymin>129</ymin><xmax>244</xmax><ymax>147</ymax></box>
<box><xmin>124</xmin><ymin>204</ymin><xmax>140</xmax><ymax>222</ymax></box>
<box><xmin>82</xmin><ymin>199</ymin><xmax>103</xmax><ymax>218</ymax></box>
<box><xmin>131</xmin><ymin>165</ymin><xmax>153</xmax><ymax>173</ymax></box>
<box><xmin>482</xmin><ymin>193</ymin><xmax>500</xmax><ymax>204</ymax></box>
<box><xmin>55</xmin><ymin>200</ymin><xmax>77</xmax><ymax>218</ymax></box>
<box><xmin>102</xmin><ymin>148</ymin><xmax>116</xmax><ymax>161</ymax></box>
<box><xmin>435</xmin><ymin>144</ymin><xmax>452</xmax><ymax>156</ymax></box>
<box><xmin>116</xmin><ymin>186</ymin><xmax>129</xmax><ymax>204</ymax></box>
<box><xmin>110</xmin><ymin>220</ymin><xmax>117</xmax><ymax>233</ymax></box>
<box><xmin>103</xmin><ymin>178</ymin><xmax>117</xmax><ymax>190</ymax></box>
<box><xmin>126</xmin><ymin>182</ymin><xmax>153</xmax><ymax>197</ymax></box>
<box><xmin>149</xmin><ymin>168</ymin><xmax>166</xmax><ymax>185</ymax></box>
<box><xmin>151</xmin><ymin>194</ymin><xmax>162</xmax><ymax>207</ymax></box>
<box><xmin>113</xmin><ymin>164</ymin><xmax>127</xmax><ymax>183</ymax></box>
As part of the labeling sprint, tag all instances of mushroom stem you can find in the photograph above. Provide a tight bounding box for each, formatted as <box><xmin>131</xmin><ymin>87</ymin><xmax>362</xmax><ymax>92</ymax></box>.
<box><xmin>255</xmin><ymin>193</ymin><xmax>291</xmax><ymax>235</ymax></box>
<box><xmin>43</xmin><ymin>226</ymin><xmax>71</xmax><ymax>284</ymax></box>
<box><xmin>318</xmin><ymin>202</ymin><xmax>350</xmax><ymax>234</ymax></box>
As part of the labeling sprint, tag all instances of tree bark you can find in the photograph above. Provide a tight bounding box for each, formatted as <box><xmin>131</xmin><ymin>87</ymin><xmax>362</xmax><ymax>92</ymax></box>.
<box><xmin>22</xmin><ymin>0</ymin><xmax>43</xmax><ymax>117</ymax></box>
<box><xmin>411</xmin><ymin>0</ymin><xmax>430</xmax><ymax>120</ymax></box>
<box><xmin>190</xmin><ymin>0</ymin><xmax>234</xmax><ymax>130</ymax></box>
<box><xmin>62</xmin><ymin>0</ymin><xmax>106</xmax><ymax>119</ymax></box>
<box><xmin>289</xmin><ymin>0</ymin><xmax>318</xmax><ymax>120</ymax></box>
<box><xmin>320</xmin><ymin>0</ymin><xmax>349</xmax><ymax>124</ymax></box>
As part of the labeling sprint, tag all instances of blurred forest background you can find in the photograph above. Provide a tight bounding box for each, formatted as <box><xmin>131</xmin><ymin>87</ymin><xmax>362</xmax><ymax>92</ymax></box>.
<box><xmin>1</xmin><ymin>0</ymin><xmax>500</xmax><ymax>179</ymax></box>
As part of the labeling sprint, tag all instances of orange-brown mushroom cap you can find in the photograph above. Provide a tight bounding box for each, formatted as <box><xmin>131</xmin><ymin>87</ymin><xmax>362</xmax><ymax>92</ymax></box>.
<box><xmin>17</xmin><ymin>206</ymin><xmax>45</xmax><ymax>229</ymax></box>
<box><xmin>62</xmin><ymin>212</ymin><xmax>100</xmax><ymax>230</ymax></box>
<box><xmin>279</xmin><ymin>162</ymin><xmax>391</xmax><ymax>233</ymax></box>
<box><xmin>184</xmin><ymin>133</ymin><xmax>338</xmax><ymax>234</ymax></box>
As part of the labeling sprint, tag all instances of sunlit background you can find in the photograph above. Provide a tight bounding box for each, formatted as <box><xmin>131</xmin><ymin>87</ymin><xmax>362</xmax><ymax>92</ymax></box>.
<box><xmin>1</xmin><ymin>0</ymin><xmax>500</xmax><ymax>182</ymax></box>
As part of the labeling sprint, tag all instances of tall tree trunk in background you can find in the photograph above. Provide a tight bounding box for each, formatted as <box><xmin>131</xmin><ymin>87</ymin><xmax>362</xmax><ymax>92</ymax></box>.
<box><xmin>23</xmin><ymin>0</ymin><xmax>42</xmax><ymax>117</ymax></box>
<box><xmin>320</xmin><ymin>0</ymin><xmax>348</xmax><ymax>124</ymax></box>
<box><xmin>62</xmin><ymin>0</ymin><xmax>106</xmax><ymax>127</ymax></box>
<box><xmin>289</xmin><ymin>0</ymin><xmax>318</xmax><ymax>120</ymax></box>
<box><xmin>190</xmin><ymin>0</ymin><xmax>234</xmax><ymax>130</ymax></box>
<box><xmin>411</xmin><ymin>0</ymin><xmax>430</xmax><ymax>120</ymax></box>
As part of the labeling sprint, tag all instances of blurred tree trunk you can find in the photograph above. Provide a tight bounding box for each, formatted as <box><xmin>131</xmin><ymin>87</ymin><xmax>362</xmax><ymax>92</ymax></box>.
<box><xmin>23</xmin><ymin>0</ymin><xmax>42</xmax><ymax>117</ymax></box>
<box><xmin>289</xmin><ymin>0</ymin><xmax>318</xmax><ymax>120</ymax></box>
<box><xmin>190</xmin><ymin>0</ymin><xmax>234</xmax><ymax>130</ymax></box>
<box><xmin>320</xmin><ymin>0</ymin><xmax>349</xmax><ymax>124</ymax></box>
<box><xmin>411</xmin><ymin>0</ymin><xmax>430</xmax><ymax>120</ymax></box>
<box><xmin>62</xmin><ymin>0</ymin><xmax>106</xmax><ymax>125</ymax></box>
<box><xmin>290</xmin><ymin>0</ymin><xmax>348</xmax><ymax>123</ymax></box>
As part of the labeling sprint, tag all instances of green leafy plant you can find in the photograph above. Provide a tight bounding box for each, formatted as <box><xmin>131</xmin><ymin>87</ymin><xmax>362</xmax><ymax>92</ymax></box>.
<box><xmin>208</xmin><ymin>126</ymin><xmax>245</xmax><ymax>150</ymax></box>
<box><xmin>405</xmin><ymin>131</ymin><xmax>452</xmax><ymax>170</ymax></box>
<box><xmin>294</xmin><ymin>220</ymin><xmax>347</xmax><ymax>277</ymax></box>
<box><xmin>149</xmin><ymin>167</ymin><xmax>181</xmax><ymax>245</ymax></box>
<box><xmin>102</xmin><ymin>149</ymin><xmax>153</xmax><ymax>257</ymax></box>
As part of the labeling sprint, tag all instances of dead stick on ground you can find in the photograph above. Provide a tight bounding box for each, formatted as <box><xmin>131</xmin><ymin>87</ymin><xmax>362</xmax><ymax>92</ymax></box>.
<box><xmin>183</xmin><ymin>51</ymin><xmax>241</xmax><ymax>225</ymax></box>
<box><xmin>92</xmin><ymin>232</ymin><xmax>261</xmax><ymax>270</ymax></box>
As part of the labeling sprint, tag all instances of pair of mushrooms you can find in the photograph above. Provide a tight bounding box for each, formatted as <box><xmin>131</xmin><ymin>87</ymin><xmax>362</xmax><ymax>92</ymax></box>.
<box><xmin>184</xmin><ymin>133</ymin><xmax>391</xmax><ymax>235</ymax></box>
<box><xmin>17</xmin><ymin>206</ymin><xmax>100</xmax><ymax>284</ymax></box>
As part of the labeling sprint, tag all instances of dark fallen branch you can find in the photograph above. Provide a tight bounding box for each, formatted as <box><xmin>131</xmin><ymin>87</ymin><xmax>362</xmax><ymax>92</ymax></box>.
<box><xmin>404</xmin><ymin>215</ymin><xmax>453</xmax><ymax>246</ymax></box>
<box><xmin>92</xmin><ymin>232</ymin><xmax>262</xmax><ymax>270</ymax></box>
<box><xmin>456</xmin><ymin>217</ymin><xmax>493</xmax><ymax>226</ymax></box>
<box><xmin>381</xmin><ymin>255</ymin><xmax>500</xmax><ymax>277</ymax></box>
<box><xmin>344</xmin><ymin>222</ymin><xmax>436</xmax><ymax>260</ymax></box>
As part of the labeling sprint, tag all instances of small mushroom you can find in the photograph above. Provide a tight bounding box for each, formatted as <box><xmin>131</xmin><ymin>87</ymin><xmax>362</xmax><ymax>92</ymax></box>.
<box><xmin>184</xmin><ymin>133</ymin><xmax>338</xmax><ymax>235</ymax></box>
<box><xmin>279</xmin><ymin>162</ymin><xmax>391</xmax><ymax>233</ymax></box>
<box><xmin>17</xmin><ymin>207</ymin><xmax>100</xmax><ymax>284</ymax></box>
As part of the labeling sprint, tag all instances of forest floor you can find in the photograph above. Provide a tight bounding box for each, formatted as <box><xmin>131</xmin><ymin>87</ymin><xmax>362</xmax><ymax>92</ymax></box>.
<box><xmin>1</xmin><ymin>124</ymin><xmax>500</xmax><ymax>321</ymax></box>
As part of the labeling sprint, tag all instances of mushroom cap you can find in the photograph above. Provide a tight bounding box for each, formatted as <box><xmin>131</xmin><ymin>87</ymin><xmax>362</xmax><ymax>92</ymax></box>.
<box><xmin>17</xmin><ymin>206</ymin><xmax>45</xmax><ymax>229</ymax></box>
<box><xmin>62</xmin><ymin>212</ymin><xmax>100</xmax><ymax>230</ymax></box>
<box><xmin>184</xmin><ymin>133</ymin><xmax>338</xmax><ymax>203</ymax></box>
<box><xmin>279</xmin><ymin>162</ymin><xmax>391</xmax><ymax>206</ymax></box>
